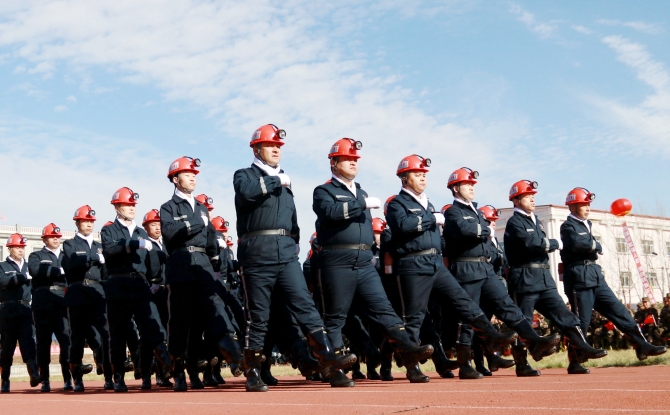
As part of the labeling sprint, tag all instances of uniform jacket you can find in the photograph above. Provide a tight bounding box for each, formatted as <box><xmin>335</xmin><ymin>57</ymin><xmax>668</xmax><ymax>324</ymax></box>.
<box><xmin>443</xmin><ymin>200</ymin><xmax>495</xmax><ymax>283</ymax></box>
<box><xmin>489</xmin><ymin>237</ymin><xmax>506</xmax><ymax>279</ymax></box>
<box><xmin>560</xmin><ymin>216</ymin><xmax>604</xmax><ymax>289</ymax></box>
<box><xmin>378</xmin><ymin>228</ymin><xmax>394</xmax><ymax>279</ymax></box>
<box><xmin>28</xmin><ymin>247</ymin><xmax>66</xmax><ymax>311</ymax></box>
<box><xmin>503</xmin><ymin>211</ymin><xmax>560</xmax><ymax>294</ymax></box>
<box><xmin>313</xmin><ymin>179</ymin><xmax>374</xmax><ymax>268</ymax></box>
<box><xmin>160</xmin><ymin>194</ymin><xmax>218</xmax><ymax>284</ymax></box>
<box><xmin>101</xmin><ymin>219</ymin><xmax>158</xmax><ymax>299</ymax></box>
<box><xmin>385</xmin><ymin>191</ymin><xmax>441</xmax><ymax>275</ymax></box>
<box><xmin>62</xmin><ymin>235</ymin><xmax>106</xmax><ymax>306</ymax></box>
<box><xmin>234</xmin><ymin>165</ymin><xmax>300</xmax><ymax>266</ymax></box>
<box><xmin>148</xmin><ymin>238</ymin><xmax>168</xmax><ymax>285</ymax></box>
<box><xmin>0</xmin><ymin>258</ymin><xmax>32</xmax><ymax>319</ymax></box>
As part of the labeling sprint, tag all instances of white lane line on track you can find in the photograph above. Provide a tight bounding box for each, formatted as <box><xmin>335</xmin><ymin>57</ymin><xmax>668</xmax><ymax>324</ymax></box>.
<box><xmin>2</xmin><ymin>399</ymin><xmax>669</xmax><ymax>413</ymax></box>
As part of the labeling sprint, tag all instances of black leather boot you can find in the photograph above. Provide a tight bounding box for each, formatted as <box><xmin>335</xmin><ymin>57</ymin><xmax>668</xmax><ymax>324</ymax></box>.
<box><xmin>202</xmin><ymin>363</ymin><xmax>219</xmax><ymax>387</ymax></box>
<box><xmin>244</xmin><ymin>349</ymin><xmax>268</xmax><ymax>392</ymax></box>
<box><xmin>430</xmin><ymin>340</ymin><xmax>458</xmax><ymax>378</ymax></box>
<box><xmin>112</xmin><ymin>370</ymin><xmax>128</xmax><ymax>392</ymax></box>
<box><xmin>513</xmin><ymin>319</ymin><xmax>561</xmax><ymax>361</ymax></box>
<box><xmin>328</xmin><ymin>368</ymin><xmax>355</xmax><ymax>387</ymax></box>
<box><xmin>473</xmin><ymin>346</ymin><xmax>492</xmax><ymax>376</ymax></box>
<box><xmin>306</xmin><ymin>329</ymin><xmax>357</xmax><ymax>371</ymax></box>
<box><xmin>456</xmin><ymin>344</ymin><xmax>482</xmax><ymax>379</ymax></box>
<box><xmin>172</xmin><ymin>357</ymin><xmax>187</xmax><ymax>392</ymax></box>
<box><xmin>564</xmin><ymin>326</ymin><xmax>607</xmax><ymax>362</ymax></box>
<box><xmin>512</xmin><ymin>345</ymin><xmax>540</xmax><ymax>377</ymax></box>
<box><xmin>103</xmin><ymin>364</ymin><xmax>115</xmax><ymax>390</ymax></box>
<box><xmin>406</xmin><ymin>363</ymin><xmax>430</xmax><ymax>383</ymax></box>
<box><xmin>486</xmin><ymin>351</ymin><xmax>515</xmax><ymax>372</ymax></box>
<box><xmin>470</xmin><ymin>315</ymin><xmax>518</xmax><ymax>354</ymax></box>
<box><xmin>624</xmin><ymin>326</ymin><xmax>668</xmax><ymax>360</ymax></box>
<box><xmin>81</xmin><ymin>363</ymin><xmax>93</xmax><ymax>375</ymax></box>
<box><xmin>260</xmin><ymin>359</ymin><xmax>279</xmax><ymax>386</ymax></box>
<box><xmin>187</xmin><ymin>361</ymin><xmax>204</xmax><ymax>389</ymax></box>
<box><xmin>40</xmin><ymin>364</ymin><xmax>51</xmax><ymax>392</ymax></box>
<box><xmin>567</xmin><ymin>346</ymin><xmax>590</xmax><ymax>374</ymax></box>
<box><xmin>386</xmin><ymin>326</ymin><xmax>434</xmax><ymax>367</ymax></box>
<box><xmin>130</xmin><ymin>347</ymin><xmax>142</xmax><ymax>380</ymax></box>
<box><xmin>70</xmin><ymin>363</ymin><xmax>86</xmax><ymax>392</ymax></box>
<box><xmin>26</xmin><ymin>359</ymin><xmax>42</xmax><ymax>387</ymax></box>
<box><xmin>156</xmin><ymin>366</ymin><xmax>174</xmax><ymax>388</ymax></box>
<box><xmin>350</xmin><ymin>361</ymin><xmax>366</xmax><ymax>380</ymax></box>
<box><xmin>290</xmin><ymin>337</ymin><xmax>320</xmax><ymax>378</ymax></box>
<box><xmin>218</xmin><ymin>333</ymin><xmax>244</xmax><ymax>377</ymax></box>
<box><xmin>153</xmin><ymin>342</ymin><xmax>172</xmax><ymax>379</ymax></box>
<box><xmin>379</xmin><ymin>340</ymin><xmax>394</xmax><ymax>381</ymax></box>
<box><xmin>61</xmin><ymin>364</ymin><xmax>73</xmax><ymax>391</ymax></box>
<box><xmin>93</xmin><ymin>348</ymin><xmax>104</xmax><ymax>375</ymax></box>
<box><xmin>212</xmin><ymin>363</ymin><xmax>225</xmax><ymax>385</ymax></box>
<box><xmin>141</xmin><ymin>376</ymin><xmax>152</xmax><ymax>389</ymax></box>
<box><xmin>1</xmin><ymin>368</ymin><xmax>9</xmax><ymax>393</ymax></box>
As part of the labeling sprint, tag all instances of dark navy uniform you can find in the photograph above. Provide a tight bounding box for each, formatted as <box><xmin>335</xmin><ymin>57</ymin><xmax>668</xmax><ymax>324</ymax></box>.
<box><xmin>142</xmin><ymin>236</ymin><xmax>170</xmax><ymax>383</ymax></box>
<box><xmin>28</xmin><ymin>247</ymin><xmax>70</xmax><ymax>382</ymax></box>
<box><xmin>234</xmin><ymin>165</ymin><xmax>323</xmax><ymax>350</ymax></box>
<box><xmin>0</xmin><ymin>258</ymin><xmax>37</xmax><ymax>379</ymax></box>
<box><xmin>101</xmin><ymin>219</ymin><xmax>167</xmax><ymax>376</ymax></box>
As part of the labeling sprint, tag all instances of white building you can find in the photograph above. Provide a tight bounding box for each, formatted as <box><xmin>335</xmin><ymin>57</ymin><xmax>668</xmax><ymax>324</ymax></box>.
<box><xmin>495</xmin><ymin>205</ymin><xmax>670</xmax><ymax>307</ymax></box>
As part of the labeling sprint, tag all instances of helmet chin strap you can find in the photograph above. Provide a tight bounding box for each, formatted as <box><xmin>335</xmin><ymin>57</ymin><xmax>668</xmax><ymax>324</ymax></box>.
<box><xmin>332</xmin><ymin>159</ymin><xmax>355</xmax><ymax>181</ymax></box>
<box><xmin>116</xmin><ymin>207</ymin><xmax>132</xmax><ymax>222</ymax></box>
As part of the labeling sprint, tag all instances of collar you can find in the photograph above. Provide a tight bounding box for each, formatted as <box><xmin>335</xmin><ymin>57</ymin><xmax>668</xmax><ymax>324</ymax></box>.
<box><xmin>44</xmin><ymin>246</ymin><xmax>62</xmax><ymax>258</ymax></box>
<box><xmin>514</xmin><ymin>207</ymin><xmax>536</xmax><ymax>224</ymax></box>
<box><xmin>148</xmin><ymin>236</ymin><xmax>163</xmax><ymax>250</ymax></box>
<box><xmin>116</xmin><ymin>217</ymin><xmax>137</xmax><ymax>236</ymax></box>
<box><xmin>331</xmin><ymin>174</ymin><xmax>357</xmax><ymax>196</ymax></box>
<box><xmin>569</xmin><ymin>214</ymin><xmax>591</xmax><ymax>232</ymax></box>
<box><xmin>454</xmin><ymin>198</ymin><xmax>479</xmax><ymax>214</ymax></box>
<box><xmin>401</xmin><ymin>187</ymin><xmax>428</xmax><ymax>210</ymax></box>
<box><xmin>7</xmin><ymin>256</ymin><xmax>25</xmax><ymax>269</ymax></box>
<box><xmin>252</xmin><ymin>157</ymin><xmax>281</xmax><ymax>176</ymax></box>
<box><xmin>174</xmin><ymin>188</ymin><xmax>195</xmax><ymax>211</ymax></box>
<box><xmin>76</xmin><ymin>232</ymin><xmax>95</xmax><ymax>248</ymax></box>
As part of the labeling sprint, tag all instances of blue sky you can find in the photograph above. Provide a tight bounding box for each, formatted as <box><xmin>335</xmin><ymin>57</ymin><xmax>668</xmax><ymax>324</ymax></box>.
<box><xmin>0</xmin><ymin>1</ymin><xmax>669</xmax><ymax>254</ymax></box>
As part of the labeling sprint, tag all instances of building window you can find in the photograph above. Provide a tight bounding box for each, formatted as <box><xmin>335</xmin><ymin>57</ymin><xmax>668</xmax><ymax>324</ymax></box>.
<box><xmin>666</xmin><ymin>241</ymin><xmax>670</xmax><ymax>256</ymax></box>
<box><xmin>620</xmin><ymin>272</ymin><xmax>632</xmax><ymax>287</ymax></box>
<box><xmin>648</xmin><ymin>272</ymin><xmax>658</xmax><ymax>288</ymax></box>
<box><xmin>642</xmin><ymin>240</ymin><xmax>654</xmax><ymax>255</ymax></box>
<box><xmin>616</xmin><ymin>238</ymin><xmax>627</xmax><ymax>254</ymax></box>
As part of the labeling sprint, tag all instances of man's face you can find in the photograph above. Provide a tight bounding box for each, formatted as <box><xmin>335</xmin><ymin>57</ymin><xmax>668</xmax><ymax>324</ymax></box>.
<box><xmin>77</xmin><ymin>220</ymin><xmax>95</xmax><ymax>236</ymax></box>
<box><xmin>9</xmin><ymin>247</ymin><xmax>24</xmax><ymax>260</ymax></box>
<box><xmin>456</xmin><ymin>182</ymin><xmax>475</xmax><ymax>202</ymax></box>
<box><xmin>490</xmin><ymin>221</ymin><xmax>497</xmax><ymax>230</ymax></box>
<box><xmin>373</xmin><ymin>232</ymin><xmax>381</xmax><ymax>246</ymax></box>
<box><xmin>642</xmin><ymin>300</ymin><xmax>650</xmax><ymax>309</ymax></box>
<box><xmin>571</xmin><ymin>203</ymin><xmax>591</xmax><ymax>219</ymax></box>
<box><xmin>258</xmin><ymin>143</ymin><xmax>282</xmax><ymax>167</ymax></box>
<box><xmin>334</xmin><ymin>156</ymin><xmax>358</xmax><ymax>179</ymax></box>
<box><xmin>664</xmin><ymin>298</ymin><xmax>670</xmax><ymax>307</ymax></box>
<box><xmin>406</xmin><ymin>172</ymin><xmax>427</xmax><ymax>194</ymax></box>
<box><xmin>145</xmin><ymin>222</ymin><xmax>161</xmax><ymax>239</ymax></box>
<box><xmin>117</xmin><ymin>204</ymin><xmax>136</xmax><ymax>220</ymax></box>
<box><xmin>44</xmin><ymin>236</ymin><xmax>61</xmax><ymax>250</ymax></box>
<box><xmin>515</xmin><ymin>194</ymin><xmax>536</xmax><ymax>212</ymax></box>
<box><xmin>175</xmin><ymin>172</ymin><xmax>197</xmax><ymax>193</ymax></box>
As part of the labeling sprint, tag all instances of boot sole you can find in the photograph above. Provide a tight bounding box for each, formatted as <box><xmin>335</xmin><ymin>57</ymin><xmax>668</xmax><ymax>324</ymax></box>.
<box><xmin>516</xmin><ymin>371</ymin><xmax>541</xmax><ymax>377</ymax></box>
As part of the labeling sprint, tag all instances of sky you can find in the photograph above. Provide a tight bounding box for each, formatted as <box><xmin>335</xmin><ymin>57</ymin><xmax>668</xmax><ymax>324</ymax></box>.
<box><xmin>1</xmin><ymin>1</ymin><xmax>669</xmax><ymax>256</ymax></box>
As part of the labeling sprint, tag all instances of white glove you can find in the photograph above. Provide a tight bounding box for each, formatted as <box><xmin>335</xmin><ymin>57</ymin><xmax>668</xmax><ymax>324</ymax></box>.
<box><xmin>295</xmin><ymin>244</ymin><xmax>300</xmax><ymax>255</ymax></box>
<box><xmin>202</xmin><ymin>215</ymin><xmax>209</xmax><ymax>226</ymax></box>
<box><xmin>365</xmin><ymin>197</ymin><xmax>381</xmax><ymax>210</ymax></box>
<box><xmin>150</xmin><ymin>284</ymin><xmax>161</xmax><ymax>294</ymax></box>
<box><xmin>60</xmin><ymin>267</ymin><xmax>65</xmax><ymax>275</ymax></box>
<box><xmin>557</xmin><ymin>239</ymin><xmax>563</xmax><ymax>251</ymax></box>
<box><xmin>97</xmin><ymin>253</ymin><xmax>106</xmax><ymax>264</ymax></box>
<box><xmin>218</xmin><ymin>238</ymin><xmax>226</xmax><ymax>249</ymax></box>
<box><xmin>138</xmin><ymin>239</ymin><xmax>153</xmax><ymax>251</ymax></box>
<box><xmin>433</xmin><ymin>213</ymin><xmax>445</xmax><ymax>226</ymax></box>
<box><xmin>278</xmin><ymin>173</ymin><xmax>291</xmax><ymax>187</ymax></box>
<box><xmin>487</xmin><ymin>226</ymin><xmax>495</xmax><ymax>238</ymax></box>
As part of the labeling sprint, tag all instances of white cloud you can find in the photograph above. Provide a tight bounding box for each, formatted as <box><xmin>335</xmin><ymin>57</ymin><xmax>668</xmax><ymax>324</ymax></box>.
<box><xmin>66</xmin><ymin>94</ymin><xmax>76</xmax><ymax>102</ymax></box>
<box><xmin>596</xmin><ymin>19</ymin><xmax>664</xmax><ymax>35</ymax></box>
<box><xmin>571</xmin><ymin>25</ymin><xmax>592</xmax><ymax>35</ymax></box>
<box><xmin>509</xmin><ymin>3</ymin><xmax>556</xmax><ymax>38</ymax></box>
<box><xmin>53</xmin><ymin>105</ymin><xmax>67</xmax><ymax>112</ymax></box>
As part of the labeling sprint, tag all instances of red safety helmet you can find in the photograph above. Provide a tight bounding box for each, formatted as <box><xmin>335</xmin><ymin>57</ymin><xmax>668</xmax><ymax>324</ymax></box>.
<box><xmin>396</xmin><ymin>154</ymin><xmax>431</xmax><ymax>176</ymax></box>
<box><xmin>479</xmin><ymin>205</ymin><xmax>500</xmax><ymax>221</ymax></box>
<box><xmin>111</xmin><ymin>187</ymin><xmax>139</xmax><ymax>206</ymax></box>
<box><xmin>167</xmin><ymin>156</ymin><xmax>200</xmax><ymax>180</ymax></box>
<box><xmin>211</xmin><ymin>216</ymin><xmax>230</xmax><ymax>233</ymax></box>
<box><xmin>226</xmin><ymin>239</ymin><xmax>234</xmax><ymax>248</ymax></box>
<box><xmin>73</xmin><ymin>205</ymin><xmax>96</xmax><ymax>221</ymax></box>
<box><xmin>441</xmin><ymin>204</ymin><xmax>452</xmax><ymax>215</ymax></box>
<box><xmin>328</xmin><ymin>138</ymin><xmax>362</xmax><ymax>159</ymax></box>
<box><xmin>448</xmin><ymin>167</ymin><xmax>479</xmax><ymax>188</ymax></box>
<box><xmin>195</xmin><ymin>194</ymin><xmax>214</xmax><ymax>211</ymax></box>
<box><xmin>509</xmin><ymin>180</ymin><xmax>538</xmax><ymax>201</ymax></box>
<box><xmin>384</xmin><ymin>195</ymin><xmax>396</xmax><ymax>216</ymax></box>
<box><xmin>309</xmin><ymin>232</ymin><xmax>317</xmax><ymax>245</ymax></box>
<box><xmin>6</xmin><ymin>233</ymin><xmax>27</xmax><ymax>247</ymax></box>
<box><xmin>104</xmin><ymin>221</ymin><xmax>114</xmax><ymax>227</ymax></box>
<box><xmin>372</xmin><ymin>218</ymin><xmax>386</xmax><ymax>233</ymax></box>
<box><xmin>250</xmin><ymin>124</ymin><xmax>286</xmax><ymax>148</ymax></box>
<box><xmin>142</xmin><ymin>209</ymin><xmax>161</xmax><ymax>226</ymax></box>
<box><xmin>42</xmin><ymin>223</ymin><xmax>63</xmax><ymax>239</ymax></box>
<box><xmin>565</xmin><ymin>187</ymin><xmax>595</xmax><ymax>205</ymax></box>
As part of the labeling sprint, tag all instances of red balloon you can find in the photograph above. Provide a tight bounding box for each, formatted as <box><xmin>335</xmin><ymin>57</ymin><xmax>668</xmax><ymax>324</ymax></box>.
<box><xmin>610</xmin><ymin>198</ymin><xmax>633</xmax><ymax>217</ymax></box>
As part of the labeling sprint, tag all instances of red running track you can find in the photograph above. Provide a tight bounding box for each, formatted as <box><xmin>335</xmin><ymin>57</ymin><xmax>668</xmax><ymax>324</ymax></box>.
<box><xmin>2</xmin><ymin>366</ymin><xmax>670</xmax><ymax>415</ymax></box>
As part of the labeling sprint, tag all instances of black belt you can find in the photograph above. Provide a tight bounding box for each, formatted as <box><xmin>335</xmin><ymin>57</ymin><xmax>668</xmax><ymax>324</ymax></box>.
<box><xmin>0</xmin><ymin>300</ymin><xmax>30</xmax><ymax>306</ymax></box>
<box><xmin>402</xmin><ymin>248</ymin><xmax>439</xmax><ymax>258</ymax></box>
<box><xmin>320</xmin><ymin>244</ymin><xmax>372</xmax><ymax>251</ymax></box>
<box><xmin>109</xmin><ymin>272</ymin><xmax>145</xmax><ymax>279</ymax></box>
<box><xmin>566</xmin><ymin>260</ymin><xmax>598</xmax><ymax>267</ymax></box>
<box><xmin>174</xmin><ymin>246</ymin><xmax>206</xmax><ymax>253</ymax></box>
<box><xmin>517</xmin><ymin>263</ymin><xmax>550</xmax><ymax>269</ymax></box>
<box><xmin>454</xmin><ymin>256</ymin><xmax>491</xmax><ymax>263</ymax></box>
<box><xmin>35</xmin><ymin>285</ymin><xmax>66</xmax><ymax>292</ymax></box>
<box><xmin>69</xmin><ymin>279</ymin><xmax>101</xmax><ymax>286</ymax></box>
<box><xmin>241</xmin><ymin>229</ymin><xmax>291</xmax><ymax>239</ymax></box>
